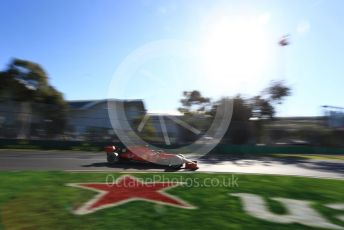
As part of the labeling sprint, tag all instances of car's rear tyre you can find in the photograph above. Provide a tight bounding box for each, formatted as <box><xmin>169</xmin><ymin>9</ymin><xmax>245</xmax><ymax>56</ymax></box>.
<box><xmin>107</xmin><ymin>152</ymin><xmax>119</xmax><ymax>163</ymax></box>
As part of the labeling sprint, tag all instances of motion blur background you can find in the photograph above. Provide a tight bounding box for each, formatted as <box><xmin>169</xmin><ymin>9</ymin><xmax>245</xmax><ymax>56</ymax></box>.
<box><xmin>1</xmin><ymin>0</ymin><xmax>344</xmax><ymax>151</ymax></box>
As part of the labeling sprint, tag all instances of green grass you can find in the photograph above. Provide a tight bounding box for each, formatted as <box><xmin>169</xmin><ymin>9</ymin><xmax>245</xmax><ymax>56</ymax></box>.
<box><xmin>0</xmin><ymin>172</ymin><xmax>343</xmax><ymax>230</ymax></box>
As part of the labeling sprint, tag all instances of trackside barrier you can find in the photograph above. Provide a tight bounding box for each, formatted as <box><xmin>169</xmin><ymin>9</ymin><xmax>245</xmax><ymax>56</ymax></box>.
<box><xmin>212</xmin><ymin>144</ymin><xmax>344</xmax><ymax>155</ymax></box>
<box><xmin>0</xmin><ymin>139</ymin><xmax>343</xmax><ymax>154</ymax></box>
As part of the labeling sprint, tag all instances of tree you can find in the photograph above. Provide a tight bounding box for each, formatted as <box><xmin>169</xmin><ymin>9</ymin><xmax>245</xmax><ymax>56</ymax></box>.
<box><xmin>177</xmin><ymin>81</ymin><xmax>292</xmax><ymax>145</ymax></box>
<box><xmin>251</xmin><ymin>80</ymin><xmax>291</xmax><ymax>119</ymax></box>
<box><xmin>250</xmin><ymin>80</ymin><xmax>292</xmax><ymax>143</ymax></box>
<box><xmin>0</xmin><ymin>58</ymin><xmax>67</xmax><ymax>138</ymax></box>
<box><xmin>266</xmin><ymin>80</ymin><xmax>291</xmax><ymax>104</ymax></box>
<box><xmin>221</xmin><ymin>95</ymin><xmax>253</xmax><ymax>144</ymax></box>
<box><xmin>178</xmin><ymin>90</ymin><xmax>211</xmax><ymax>115</ymax></box>
<box><xmin>177</xmin><ymin>90</ymin><xmax>213</xmax><ymax>143</ymax></box>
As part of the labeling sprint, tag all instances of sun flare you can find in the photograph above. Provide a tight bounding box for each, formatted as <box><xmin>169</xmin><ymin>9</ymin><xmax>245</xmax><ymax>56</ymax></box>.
<box><xmin>200</xmin><ymin>15</ymin><xmax>271</xmax><ymax>95</ymax></box>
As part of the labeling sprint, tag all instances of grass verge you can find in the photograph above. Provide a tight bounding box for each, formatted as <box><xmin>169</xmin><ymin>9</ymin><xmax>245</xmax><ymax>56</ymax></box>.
<box><xmin>0</xmin><ymin>172</ymin><xmax>343</xmax><ymax>230</ymax></box>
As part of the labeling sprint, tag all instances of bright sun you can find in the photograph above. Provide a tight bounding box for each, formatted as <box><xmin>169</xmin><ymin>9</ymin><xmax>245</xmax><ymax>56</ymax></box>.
<box><xmin>200</xmin><ymin>15</ymin><xmax>271</xmax><ymax>96</ymax></box>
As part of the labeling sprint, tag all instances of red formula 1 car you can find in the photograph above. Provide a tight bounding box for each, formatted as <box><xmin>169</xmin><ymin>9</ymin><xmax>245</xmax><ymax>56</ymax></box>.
<box><xmin>104</xmin><ymin>145</ymin><xmax>198</xmax><ymax>170</ymax></box>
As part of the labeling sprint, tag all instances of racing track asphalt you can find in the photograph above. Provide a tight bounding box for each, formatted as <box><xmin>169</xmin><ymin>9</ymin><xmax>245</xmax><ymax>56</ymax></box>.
<box><xmin>0</xmin><ymin>149</ymin><xmax>343</xmax><ymax>179</ymax></box>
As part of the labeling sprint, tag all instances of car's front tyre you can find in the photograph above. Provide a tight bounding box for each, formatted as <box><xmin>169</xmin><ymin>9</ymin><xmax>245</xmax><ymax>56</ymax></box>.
<box><xmin>107</xmin><ymin>152</ymin><xmax>119</xmax><ymax>163</ymax></box>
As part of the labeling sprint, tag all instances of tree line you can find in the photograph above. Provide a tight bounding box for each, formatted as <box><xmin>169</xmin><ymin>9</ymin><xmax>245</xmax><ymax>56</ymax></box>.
<box><xmin>0</xmin><ymin>58</ymin><xmax>292</xmax><ymax>145</ymax></box>
<box><xmin>0</xmin><ymin>58</ymin><xmax>67</xmax><ymax>138</ymax></box>
<box><xmin>178</xmin><ymin>81</ymin><xmax>292</xmax><ymax>144</ymax></box>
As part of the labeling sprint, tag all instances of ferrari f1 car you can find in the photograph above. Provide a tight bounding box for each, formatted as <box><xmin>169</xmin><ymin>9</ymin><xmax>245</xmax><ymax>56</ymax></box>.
<box><xmin>104</xmin><ymin>145</ymin><xmax>198</xmax><ymax>170</ymax></box>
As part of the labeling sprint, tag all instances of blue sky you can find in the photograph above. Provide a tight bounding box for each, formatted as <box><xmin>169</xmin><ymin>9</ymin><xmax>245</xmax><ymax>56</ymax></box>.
<box><xmin>1</xmin><ymin>0</ymin><xmax>344</xmax><ymax>116</ymax></box>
